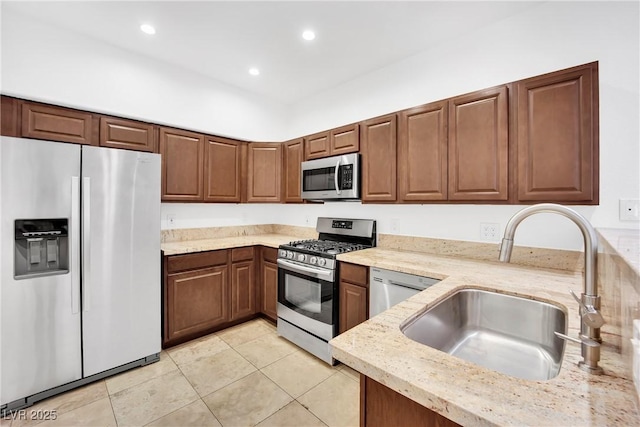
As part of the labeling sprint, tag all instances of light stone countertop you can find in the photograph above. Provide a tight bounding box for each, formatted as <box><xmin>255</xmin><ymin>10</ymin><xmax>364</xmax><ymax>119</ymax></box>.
<box><xmin>160</xmin><ymin>233</ymin><xmax>300</xmax><ymax>255</ymax></box>
<box><xmin>331</xmin><ymin>248</ymin><xmax>639</xmax><ymax>426</ymax></box>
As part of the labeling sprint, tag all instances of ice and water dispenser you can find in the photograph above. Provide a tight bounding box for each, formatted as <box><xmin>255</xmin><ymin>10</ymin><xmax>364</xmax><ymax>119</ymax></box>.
<box><xmin>14</xmin><ymin>219</ymin><xmax>69</xmax><ymax>279</ymax></box>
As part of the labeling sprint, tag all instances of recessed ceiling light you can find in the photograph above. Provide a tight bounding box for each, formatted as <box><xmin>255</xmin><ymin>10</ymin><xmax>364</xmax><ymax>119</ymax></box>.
<box><xmin>140</xmin><ymin>24</ymin><xmax>156</xmax><ymax>35</ymax></box>
<box><xmin>248</xmin><ymin>68</ymin><xmax>260</xmax><ymax>76</ymax></box>
<box><xmin>302</xmin><ymin>30</ymin><xmax>315</xmax><ymax>41</ymax></box>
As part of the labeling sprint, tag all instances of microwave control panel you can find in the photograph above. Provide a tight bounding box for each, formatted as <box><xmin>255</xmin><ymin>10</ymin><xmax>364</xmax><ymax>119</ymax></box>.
<box><xmin>340</xmin><ymin>164</ymin><xmax>353</xmax><ymax>190</ymax></box>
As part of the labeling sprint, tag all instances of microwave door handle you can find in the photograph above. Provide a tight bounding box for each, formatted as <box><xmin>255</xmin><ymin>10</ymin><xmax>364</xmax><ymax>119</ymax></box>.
<box><xmin>334</xmin><ymin>158</ymin><xmax>341</xmax><ymax>195</ymax></box>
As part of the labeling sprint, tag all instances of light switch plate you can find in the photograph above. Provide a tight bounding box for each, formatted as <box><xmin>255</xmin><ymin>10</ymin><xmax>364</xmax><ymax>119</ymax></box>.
<box><xmin>620</xmin><ymin>199</ymin><xmax>640</xmax><ymax>221</ymax></box>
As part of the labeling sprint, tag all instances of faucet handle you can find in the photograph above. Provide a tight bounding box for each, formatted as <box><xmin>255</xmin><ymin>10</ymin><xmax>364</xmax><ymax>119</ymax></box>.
<box><xmin>569</xmin><ymin>289</ymin><xmax>605</xmax><ymax>329</ymax></box>
<box><xmin>554</xmin><ymin>331</ymin><xmax>600</xmax><ymax>348</ymax></box>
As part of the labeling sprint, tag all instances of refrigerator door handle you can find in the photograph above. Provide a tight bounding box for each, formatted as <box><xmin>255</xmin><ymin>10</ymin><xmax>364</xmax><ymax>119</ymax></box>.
<box><xmin>71</xmin><ymin>177</ymin><xmax>81</xmax><ymax>314</ymax></box>
<box><xmin>82</xmin><ymin>177</ymin><xmax>91</xmax><ymax>312</ymax></box>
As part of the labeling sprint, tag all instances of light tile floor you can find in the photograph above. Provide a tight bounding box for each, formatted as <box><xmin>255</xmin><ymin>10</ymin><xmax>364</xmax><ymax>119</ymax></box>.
<box><xmin>1</xmin><ymin>318</ymin><xmax>360</xmax><ymax>427</ymax></box>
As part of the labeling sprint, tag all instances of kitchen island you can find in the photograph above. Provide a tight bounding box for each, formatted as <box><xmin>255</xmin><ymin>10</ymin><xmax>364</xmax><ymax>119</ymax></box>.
<box><xmin>331</xmin><ymin>233</ymin><xmax>639</xmax><ymax>426</ymax></box>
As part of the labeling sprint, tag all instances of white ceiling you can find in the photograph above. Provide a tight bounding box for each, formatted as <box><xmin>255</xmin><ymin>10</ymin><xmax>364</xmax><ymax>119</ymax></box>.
<box><xmin>2</xmin><ymin>1</ymin><xmax>542</xmax><ymax>105</ymax></box>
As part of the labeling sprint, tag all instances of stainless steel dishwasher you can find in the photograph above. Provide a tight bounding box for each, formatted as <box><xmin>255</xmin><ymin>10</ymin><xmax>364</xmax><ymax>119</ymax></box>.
<box><xmin>369</xmin><ymin>267</ymin><xmax>440</xmax><ymax>317</ymax></box>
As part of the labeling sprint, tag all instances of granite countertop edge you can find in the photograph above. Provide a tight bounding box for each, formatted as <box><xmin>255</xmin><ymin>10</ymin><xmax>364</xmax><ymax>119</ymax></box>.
<box><xmin>330</xmin><ymin>247</ymin><xmax>638</xmax><ymax>426</ymax></box>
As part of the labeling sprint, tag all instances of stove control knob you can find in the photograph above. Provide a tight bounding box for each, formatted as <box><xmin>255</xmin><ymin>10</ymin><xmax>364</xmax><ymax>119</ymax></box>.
<box><xmin>317</xmin><ymin>258</ymin><xmax>326</xmax><ymax>267</ymax></box>
<box><xmin>297</xmin><ymin>254</ymin><xmax>306</xmax><ymax>262</ymax></box>
<box><xmin>286</xmin><ymin>251</ymin><xmax>294</xmax><ymax>259</ymax></box>
<box><xmin>279</xmin><ymin>249</ymin><xmax>287</xmax><ymax>258</ymax></box>
<box><xmin>309</xmin><ymin>256</ymin><xmax>317</xmax><ymax>265</ymax></box>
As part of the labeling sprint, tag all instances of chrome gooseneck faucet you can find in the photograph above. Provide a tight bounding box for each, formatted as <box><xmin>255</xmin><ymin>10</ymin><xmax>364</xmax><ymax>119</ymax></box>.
<box><xmin>498</xmin><ymin>203</ymin><xmax>604</xmax><ymax>374</ymax></box>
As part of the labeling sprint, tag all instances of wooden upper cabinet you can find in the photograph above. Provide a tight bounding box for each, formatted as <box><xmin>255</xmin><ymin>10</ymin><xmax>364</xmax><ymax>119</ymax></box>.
<box><xmin>100</xmin><ymin>117</ymin><xmax>156</xmax><ymax>152</ymax></box>
<box><xmin>160</xmin><ymin>127</ymin><xmax>204</xmax><ymax>202</ymax></box>
<box><xmin>361</xmin><ymin>114</ymin><xmax>397</xmax><ymax>202</ymax></box>
<box><xmin>304</xmin><ymin>123</ymin><xmax>360</xmax><ymax>160</ymax></box>
<box><xmin>448</xmin><ymin>86</ymin><xmax>509</xmax><ymax>201</ymax></box>
<box><xmin>305</xmin><ymin>131</ymin><xmax>331</xmax><ymax>160</ymax></box>
<box><xmin>247</xmin><ymin>143</ymin><xmax>283</xmax><ymax>203</ymax></box>
<box><xmin>21</xmin><ymin>102</ymin><xmax>97</xmax><ymax>145</ymax></box>
<box><xmin>204</xmin><ymin>137</ymin><xmax>242</xmax><ymax>202</ymax></box>
<box><xmin>515</xmin><ymin>62</ymin><xmax>598</xmax><ymax>203</ymax></box>
<box><xmin>283</xmin><ymin>138</ymin><xmax>304</xmax><ymax>203</ymax></box>
<box><xmin>331</xmin><ymin>123</ymin><xmax>360</xmax><ymax>155</ymax></box>
<box><xmin>398</xmin><ymin>101</ymin><xmax>448</xmax><ymax>202</ymax></box>
<box><xmin>1</xmin><ymin>96</ymin><xmax>20</xmax><ymax>137</ymax></box>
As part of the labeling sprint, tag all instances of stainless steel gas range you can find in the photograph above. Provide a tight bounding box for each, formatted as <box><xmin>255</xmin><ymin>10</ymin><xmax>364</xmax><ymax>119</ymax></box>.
<box><xmin>276</xmin><ymin>217</ymin><xmax>376</xmax><ymax>364</ymax></box>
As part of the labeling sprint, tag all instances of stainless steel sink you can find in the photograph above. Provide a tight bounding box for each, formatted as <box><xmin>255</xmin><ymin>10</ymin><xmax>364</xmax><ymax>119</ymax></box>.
<box><xmin>400</xmin><ymin>289</ymin><xmax>567</xmax><ymax>381</ymax></box>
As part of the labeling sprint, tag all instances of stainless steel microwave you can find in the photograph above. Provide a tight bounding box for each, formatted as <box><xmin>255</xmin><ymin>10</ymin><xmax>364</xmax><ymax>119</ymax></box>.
<box><xmin>301</xmin><ymin>153</ymin><xmax>360</xmax><ymax>201</ymax></box>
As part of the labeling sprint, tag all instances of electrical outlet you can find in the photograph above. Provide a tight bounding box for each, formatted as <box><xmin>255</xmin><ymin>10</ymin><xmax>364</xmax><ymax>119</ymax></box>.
<box><xmin>480</xmin><ymin>223</ymin><xmax>500</xmax><ymax>241</ymax></box>
<box><xmin>305</xmin><ymin>215</ymin><xmax>311</xmax><ymax>225</ymax></box>
<box><xmin>390</xmin><ymin>218</ymin><xmax>399</xmax><ymax>233</ymax></box>
<box><xmin>620</xmin><ymin>199</ymin><xmax>640</xmax><ymax>221</ymax></box>
<box><xmin>166</xmin><ymin>214</ymin><xmax>176</xmax><ymax>226</ymax></box>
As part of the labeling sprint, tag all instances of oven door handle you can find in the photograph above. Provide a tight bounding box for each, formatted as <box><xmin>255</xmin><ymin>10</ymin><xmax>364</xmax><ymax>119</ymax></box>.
<box><xmin>334</xmin><ymin>158</ymin><xmax>341</xmax><ymax>195</ymax></box>
<box><xmin>277</xmin><ymin>258</ymin><xmax>334</xmax><ymax>282</ymax></box>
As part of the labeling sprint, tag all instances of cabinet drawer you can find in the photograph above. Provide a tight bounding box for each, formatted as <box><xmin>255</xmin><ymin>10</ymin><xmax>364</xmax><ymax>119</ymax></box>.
<box><xmin>167</xmin><ymin>250</ymin><xmax>228</xmax><ymax>273</ymax></box>
<box><xmin>340</xmin><ymin>263</ymin><xmax>368</xmax><ymax>287</ymax></box>
<box><xmin>232</xmin><ymin>246</ymin><xmax>254</xmax><ymax>262</ymax></box>
<box><xmin>262</xmin><ymin>246</ymin><xmax>278</xmax><ymax>263</ymax></box>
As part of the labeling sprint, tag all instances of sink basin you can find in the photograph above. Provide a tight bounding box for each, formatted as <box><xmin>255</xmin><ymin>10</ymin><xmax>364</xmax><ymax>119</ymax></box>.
<box><xmin>400</xmin><ymin>289</ymin><xmax>567</xmax><ymax>381</ymax></box>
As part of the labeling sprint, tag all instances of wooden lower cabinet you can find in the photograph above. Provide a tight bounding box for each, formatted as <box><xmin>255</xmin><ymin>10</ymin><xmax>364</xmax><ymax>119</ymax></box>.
<box><xmin>166</xmin><ymin>265</ymin><xmax>229</xmax><ymax>343</ymax></box>
<box><xmin>231</xmin><ymin>257</ymin><xmax>256</xmax><ymax>320</ymax></box>
<box><xmin>361</xmin><ymin>376</ymin><xmax>461</xmax><ymax>427</ymax></box>
<box><xmin>260</xmin><ymin>247</ymin><xmax>279</xmax><ymax>322</ymax></box>
<box><xmin>339</xmin><ymin>282</ymin><xmax>367</xmax><ymax>334</ymax></box>
<box><xmin>339</xmin><ymin>262</ymin><xmax>369</xmax><ymax>334</ymax></box>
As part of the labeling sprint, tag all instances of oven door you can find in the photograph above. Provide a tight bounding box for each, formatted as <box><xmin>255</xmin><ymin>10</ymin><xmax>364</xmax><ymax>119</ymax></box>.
<box><xmin>301</xmin><ymin>154</ymin><xmax>359</xmax><ymax>200</ymax></box>
<box><xmin>277</xmin><ymin>258</ymin><xmax>336</xmax><ymax>333</ymax></box>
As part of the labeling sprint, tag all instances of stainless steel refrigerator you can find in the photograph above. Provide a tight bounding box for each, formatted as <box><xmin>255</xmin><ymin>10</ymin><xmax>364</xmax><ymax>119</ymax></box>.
<box><xmin>0</xmin><ymin>136</ymin><xmax>161</xmax><ymax>412</ymax></box>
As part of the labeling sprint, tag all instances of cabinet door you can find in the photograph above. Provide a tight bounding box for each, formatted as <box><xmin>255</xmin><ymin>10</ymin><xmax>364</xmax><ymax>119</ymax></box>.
<box><xmin>100</xmin><ymin>117</ymin><xmax>156</xmax><ymax>152</ymax></box>
<box><xmin>231</xmin><ymin>260</ymin><xmax>256</xmax><ymax>321</ymax></box>
<box><xmin>160</xmin><ymin>127</ymin><xmax>204</xmax><ymax>201</ymax></box>
<box><xmin>516</xmin><ymin>62</ymin><xmax>598</xmax><ymax>203</ymax></box>
<box><xmin>339</xmin><ymin>281</ymin><xmax>368</xmax><ymax>334</ymax></box>
<box><xmin>362</xmin><ymin>376</ymin><xmax>461</xmax><ymax>427</ymax></box>
<box><xmin>283</xmin><ymin>138</ymin><xmax>304</xmax><ymax>203</ymax></box>
<box><xmin>398</xmin><ymin>101</ymin><xmax>448</xmax><ymax>201</ymax></box>
<box><xmin>204</xmin><ymin>137</ymin><xmax>242</xmax><ymax>202</ymax></box>
<box><xmin>361</xmin><ymin>114</ymin><xmax>397</xmax><ymax>202</ymax></box>
<box><xmin>448</xmin><ymin>86</ymin><xmax>508</xmax><ymax>201</ymax></box>
<box><xmin>166</xmin><ymin>265</ymin><xmax>229</xmax><ymax>342</ymax></box>
<box><xmin>331</xmin><ymin>123</ymin><xmax>360</xmax><ymax>156</ymax></box>
<box><xmin>22</xmin><ymin>102</ymin><xmax>96</xmax><ymax>145</ymax></box>
<box><xmin>247</xmin><ymin>143</ymin><xmax>282</xmax><ymax>203</ymax></box>
<box><xmin>304</xmin><ymin>131</ymin><xmax>331</xmax><ymax>160</ymax></box>
<box><xmin>261</xmin><ymin>260</ymin><xmax>278</xmax><ymax>322</ymax></box>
